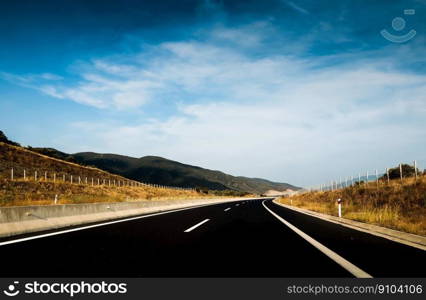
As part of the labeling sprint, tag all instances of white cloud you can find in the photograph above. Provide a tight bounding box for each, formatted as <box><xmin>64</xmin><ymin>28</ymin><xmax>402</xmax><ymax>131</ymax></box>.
<box><xmin>3</xmin><ymin>24</ymin><xmax>426</xmax><ymax>186</ymax></box>
<box><xmin>54</xmin><ymin>48</ymin><xmax>426</xmax><ymax>186</ymax></box>
<box><xmin>283</xmin><ymin>1</ymin><xmax>310</xmax><ymax>15</ymax></box>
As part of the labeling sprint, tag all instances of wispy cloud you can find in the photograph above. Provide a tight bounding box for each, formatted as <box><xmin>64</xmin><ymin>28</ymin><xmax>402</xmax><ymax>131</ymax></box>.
<box><xmin>0</xmin><ymin>72</ymin><xmax>63</xmax><ymax>86</ymax></box>
<box><xmin>2</xmin><ymin>22</ymin><xmax>426</xmax><ymax>186</ymax></box>
<box><xmin>283</xmin><ymin>1</ymin><xmax>310</xmax><ymax>15</ymax></box>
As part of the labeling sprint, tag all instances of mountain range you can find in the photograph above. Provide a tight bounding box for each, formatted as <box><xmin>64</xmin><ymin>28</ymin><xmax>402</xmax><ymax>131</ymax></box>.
<box><xmin>1</xmin><ymin>130</ymin><xmax>300</xmax><ymax>194</ymax></box>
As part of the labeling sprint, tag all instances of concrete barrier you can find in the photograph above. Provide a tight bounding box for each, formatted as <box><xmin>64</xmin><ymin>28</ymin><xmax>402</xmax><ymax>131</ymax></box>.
<box><xmin>0</xmin><ymin>197</ymin><xmax>265</xmax><ymax>238</ymax></box>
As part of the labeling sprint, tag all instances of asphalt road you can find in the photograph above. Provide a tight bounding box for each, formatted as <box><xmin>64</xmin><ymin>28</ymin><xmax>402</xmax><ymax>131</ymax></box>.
<box><xmin>0</xmin><ymin>198</ymin><xmax>424</xmax><ymax>277</ymax></box>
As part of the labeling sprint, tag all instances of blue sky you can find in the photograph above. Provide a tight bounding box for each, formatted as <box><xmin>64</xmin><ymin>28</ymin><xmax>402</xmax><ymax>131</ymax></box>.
<box><xmin>1</xmin><ymin>0</ymin><xmax>425</xmax><ymax>187</ymax></box>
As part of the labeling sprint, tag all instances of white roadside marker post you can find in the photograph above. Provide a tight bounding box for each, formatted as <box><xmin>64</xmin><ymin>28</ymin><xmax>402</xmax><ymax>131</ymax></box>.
<box><xmin>337</xmin><ymin>198</ymin><xmax>342</xmax><ymax>218</ymax></box>
<box><xmin>11</xmin><ymin>168</ymin><xmax>13</xmax><ymax>181</ymax></box>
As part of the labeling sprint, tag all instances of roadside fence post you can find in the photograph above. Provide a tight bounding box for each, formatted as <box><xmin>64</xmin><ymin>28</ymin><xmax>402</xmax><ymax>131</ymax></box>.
<box><xmin>400</xmin><ymin>163</ymin><xmax>403</xmax><ymax>184</ymax></box>
<box><xmin>337</xmin><ymin>198</ymin><xmax>342</xmax><ymax>218</ymax></box>
<box><xmin>366</xmin><ymin>171</ymin><xmax>369</xmax><ymax>187</ymax></box>
<box><xmin>23</xmin><ymin>169</ymin><xmax>26</xmax><ymax>180</ymax></box>
<box><xmin>414</xmin><ymin>160</ymin><xmax>418</xmax><ymax>181</ymax></box>
<box><xmin>11</xmin><ymin>168</ymin><xmax>13</xmax><ymax>180</ymax></box>
<box><xmin>375</xmin><ymin>169</ymin><xmax>378</xmax><ymax>188</ymax></box>
<box><xmin>35</xmin><ymin>171</ymin><xmax>38</xmax><ymax>181</ymax></box>
<box><xmin>386</xmin><ymin>168</ymin><xmax>389</xmax><ymax>184</ymax></box>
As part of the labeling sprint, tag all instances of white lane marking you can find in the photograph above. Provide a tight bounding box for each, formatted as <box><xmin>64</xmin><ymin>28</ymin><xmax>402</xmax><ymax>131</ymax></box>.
<box><xmin>184</xmin><ymin>219</ymin><xmax>210</xmax><ymax>233</ymax></box>
<box><xmin>235</xmin><ymin>204</ymin><xmax>239</xmax><ymax>206</ymax></box>
<box><xmin>0</xmin><ymin>201</ymin><xmax>232</xmax><ymax>247</ymax></box>
<box><xmin>224</xmin><ymin>208</ymin><xmax>231</xmax><ymax>212</ymax></box>
<box><xmin>262</xmin><ymin>200</ymin><xmax>372</xmax><ymax>278</ymax></box>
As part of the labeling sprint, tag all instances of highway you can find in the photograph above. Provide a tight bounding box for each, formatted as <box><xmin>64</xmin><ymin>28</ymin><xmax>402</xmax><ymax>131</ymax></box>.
<box><xmin>0</xmin><ymin>198</ymin><xmax>424</xmax><ymax>277</ymax></box>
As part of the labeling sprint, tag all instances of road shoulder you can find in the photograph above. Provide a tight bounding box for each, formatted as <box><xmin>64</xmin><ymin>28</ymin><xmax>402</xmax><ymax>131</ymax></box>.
<box><xmin>272</xmin><ymin>198</ymin><xmax>426</xmax><ymax>251</ymax></box>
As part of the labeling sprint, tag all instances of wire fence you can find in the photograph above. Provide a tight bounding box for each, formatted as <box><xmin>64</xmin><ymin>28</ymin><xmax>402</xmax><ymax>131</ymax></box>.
<box><xmin>304</xmin><ymin>160</ymin><xmax>425</xmax><ymax>193</ymax></box>
<box><xmin>2</xmin><ymin>165</ymin><xmax>195</xmax><ymax>191</ymax></box>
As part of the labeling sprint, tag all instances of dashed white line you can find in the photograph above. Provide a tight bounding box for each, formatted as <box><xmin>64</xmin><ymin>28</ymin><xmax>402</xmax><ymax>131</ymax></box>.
<box><xmin>262</xmin><ymin>200</ymin><xmax>372</xmax><ymax>278</ymax></box>
<box><xmin>0</xmin><ymin>203</ymin><xmax>220</xmax><ymax>247</ymax></box>
<box><xmin>235</xmin><ymin>204</ymin><xmax>240</xmax><ymax>206</ymax></box>
<box><xmin>224</xmin><ymin>208</ymin><xmax>231</xmax><ymax>212</ymax></box>
<box><xmin>184</xmin><ymin>219</ymin><xmax>210</xmax><ymax>233</ymax></box>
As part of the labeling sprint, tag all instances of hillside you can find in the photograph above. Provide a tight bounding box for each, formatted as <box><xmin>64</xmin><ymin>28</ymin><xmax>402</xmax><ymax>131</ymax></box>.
<box><xmin>278</xmin><ymin>175</ymin><xmax>426</xmax><ymax>236</ymax></box>
<box><xmin>0</xmin><ymin>141</ymin><xmax>206</xmax><ymax>206</ymax></box>
<box><xmin>30</xmin><ymin>149</ymin><xmax>299</xmax><ymax>194</ymax></box>
<box><xmin>1</xmin><ymin>131</ymin><xmax>299</xmax><ymax>194</ymax></box>
<box><xmin>0</xmin><ymin>130</ymin><xmax>20</xmax><ymax>147</ymax></box>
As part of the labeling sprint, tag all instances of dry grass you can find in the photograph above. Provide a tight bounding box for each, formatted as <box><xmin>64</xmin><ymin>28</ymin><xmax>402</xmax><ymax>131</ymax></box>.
<box><xmin>0</xmin><ymin>178</ymin><xmax>212</xmax><ymax>206</ymax></box>
<box><xmin>0</xmin><ymin>142</ymin><xmax>217</xmax><ymax>206</ymax></box>
<box><xmin>0</xmin><ymin>142</ymin><xmax>134</xmax><ymax>183</ymax></box>
<box><xmin>278</xmin><ymin>176</ymin><xmax>426</xmax><ymax>236</ymax></box>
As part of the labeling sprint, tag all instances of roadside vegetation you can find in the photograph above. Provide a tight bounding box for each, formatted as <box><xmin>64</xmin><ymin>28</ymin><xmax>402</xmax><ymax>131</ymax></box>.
<box><xmin>0</xmin><ymin>178</ymin><xmax>204</xmax><ymax>206</ymax></box>
<box><xmin>278</xmin><ymin>171</ymin><xmax>426</xmax><ymax>236</ymax></box>
<box><xmin>0</xmin><ymin>141</ymin><xmax>250</xmax><ymax>206</ymax></box>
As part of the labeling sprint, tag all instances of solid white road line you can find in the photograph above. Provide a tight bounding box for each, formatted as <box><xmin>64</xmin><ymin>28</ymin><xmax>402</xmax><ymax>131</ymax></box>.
<box><xmin>262</xmin><ymin>200</ymin><xmax>372</xmax><ymax>278</ymax></box>
<box><xmin>184</xmin><ymin>219</ymin><xmax>210</xmax><ymax>233</ymax></box>
<box><xmin>224</xmin><ymin>208</ymin><xmax>231</xmax><ymax>212</ymax></box>
<box><xmin>0</xmin><ymin>202</ymin><xmax>230</xmax><ymax>247</ymax></box>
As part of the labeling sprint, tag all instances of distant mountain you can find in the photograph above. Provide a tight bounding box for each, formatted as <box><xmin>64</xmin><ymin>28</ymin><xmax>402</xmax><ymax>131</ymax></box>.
<box><xmin>1</xmin><ymin>130</ymin><xmax>300</xmax><ymax>194</ymax></box>
<box><xmin>46</xmin><ymin>151</ymin><xmax>300</xmax><ymax>194</ymax></box>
